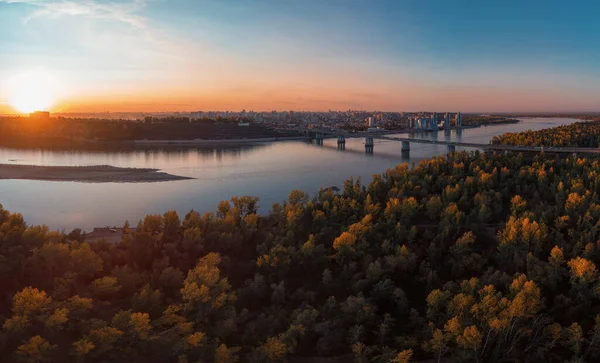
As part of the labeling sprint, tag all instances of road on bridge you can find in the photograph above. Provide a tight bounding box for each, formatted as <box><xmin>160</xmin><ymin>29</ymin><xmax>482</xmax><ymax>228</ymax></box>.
<box><xmin>377</xmin><ymin>135</ymin><xmax>600</xmax><ymax>154</ymax></box>
<box><xmin>286</xmin><ymin>127</ymin><xmax>600</xmax><ymax>155</ymax></box>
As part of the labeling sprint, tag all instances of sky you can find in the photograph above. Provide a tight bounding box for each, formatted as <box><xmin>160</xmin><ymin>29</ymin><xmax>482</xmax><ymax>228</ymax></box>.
<box><xmin>1</xmin><ymin>0</ymin><xmax>600</xmax><ymax>113</ymax></box>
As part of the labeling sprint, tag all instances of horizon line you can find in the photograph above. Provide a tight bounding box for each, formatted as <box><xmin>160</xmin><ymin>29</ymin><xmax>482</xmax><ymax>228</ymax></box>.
<box><xmin>3</xmin><ymin>110</ymin><xmax>600</xmax><ymax>117</ymax></box>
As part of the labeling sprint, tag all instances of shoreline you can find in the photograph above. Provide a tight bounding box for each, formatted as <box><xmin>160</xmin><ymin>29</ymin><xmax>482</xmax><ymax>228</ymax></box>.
<box><xmin>132</xmin><ymin>136</ymin><xmax>306</xmax><ymax>147</ymax></box>
<box><xmin>0</xmin><ymin>122</ymin><xmax>522</xmax><ymax>151</ymax></box>
<box><xmin>0</xmin><ymin>164</ymin><xmax>193</xmax><ymax>183</ymax></box>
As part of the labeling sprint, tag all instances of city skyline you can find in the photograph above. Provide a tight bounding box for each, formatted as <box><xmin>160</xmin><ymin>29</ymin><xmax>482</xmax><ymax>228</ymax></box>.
<box><xmin>2</xmin><ymin>0</ymin><xmax>600</xmax><ymax>114</ymax></box>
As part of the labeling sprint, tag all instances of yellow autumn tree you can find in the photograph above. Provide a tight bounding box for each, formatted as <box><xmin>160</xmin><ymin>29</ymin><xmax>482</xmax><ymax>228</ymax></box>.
<box><xmin>390</xmin><ymin>349</ymin><xmax>413</xmax><ymax>363</ymax></box>
<box><xmin>214</xmin><ymin>343</ymin><xmax>240</xmax><ymax>363</ymax></box>
<box><xmin>72</xmin><ymin>339</ymin><xmax>95</xmax><ymax>360</ymax></box>
<box><xmin>16</xmin><ymin>335</ymin><xmax>56</xmax><ymax>363</ymax></box>
<box><xmin>261</xmin><ymin>335</ymin><xmax>288</xmax><ymax>362</ymax></box>
<box><xmin>181</xmin><ymin>253</ymin><xmax>236</xmax><ymax>314</ymax></box>
<box><xmin>332</xmin><ymin>231</ymin><xmax>357</xmax><ymax>251</ymax></box>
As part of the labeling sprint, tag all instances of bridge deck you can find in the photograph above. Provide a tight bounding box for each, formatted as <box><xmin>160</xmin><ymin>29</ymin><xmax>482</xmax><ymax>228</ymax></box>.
<box><xmin>377</xmin><ymin>135</ymin><xmax>600</xmax><ymax>154</ymax></box>
<box><xmin>287</xmin><ymin>128</ymin><xmax>600</xmax><ymax>154</ymax></box>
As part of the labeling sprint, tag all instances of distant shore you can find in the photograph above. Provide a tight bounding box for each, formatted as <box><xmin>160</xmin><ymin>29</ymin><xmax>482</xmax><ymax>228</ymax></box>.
<box><xmin>132</xmin><ymin>136</ymin><xmax>306</xmax><ymax>147</ymax></box>
<box><xmin>0</xmin><ymin>121</ymin><xmax>525</xmax><ymax>151</ymax></box>
<box><xmin>0</xmin><ymin>164</ymin><xmax>193</xmax><ymax>183</ymax></box>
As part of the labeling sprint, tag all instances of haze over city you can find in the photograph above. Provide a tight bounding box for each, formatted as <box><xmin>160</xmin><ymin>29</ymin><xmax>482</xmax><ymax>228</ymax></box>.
<box><xmin>2</xmin><ymin>0</ymin><xmax>600</xmax><ymax>113</ymax></box>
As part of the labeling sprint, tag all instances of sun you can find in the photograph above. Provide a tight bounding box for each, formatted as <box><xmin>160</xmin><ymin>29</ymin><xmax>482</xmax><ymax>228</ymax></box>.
<box><xmin>8</xmin><ymin>70</ymin><xmax>58</xmax><ymax>114</ymax></box>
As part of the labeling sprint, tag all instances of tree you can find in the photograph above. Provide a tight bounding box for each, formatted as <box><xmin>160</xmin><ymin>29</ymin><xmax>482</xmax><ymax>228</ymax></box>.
<box><xmin>72</xmin><ymin>339</ymin><xmax>95</xmax><ymax>361</ymax></box>
<box><xmin>16</xmin><ymin>336</ymin><xmax>56</xmax><ymax>363</ymax></box>
<box><xmin>87</xmin><ymin>327</ymin><xmax>124</xmax><ymax>354</ymax></box>
<box><xmin>70</xmin><ymin>242</ymin><xmax>103</xmax><ymax>280</ymax></box>
<box><xmin>423</xmin><ymin>327</ymin><xmax>450</xmax><ymax>363</ymax></box>
<box><xmin>132</xmin><ymin>284</ymin><xmax>163</xmax><ymax>316</ymax></box>
<box><xmin>390</xmin><ymin>349</ymin><xmax>413</xmax><ymax>363</ymax></box>
<box><xmin>261</xmin><ymin>336</ymin><xmax>288</xmax><ymax>362</ymax></box>
<box><xmin>11</xmin><ymin>287</ymin><xmax>52</xmax><ymax>317</ymax></box>
<box><xmin>333</xmin><ymin>232</ymin><xmax>357</xmax><ymax>251</ymax></box>
<box><xmin>129</xmin><ymin>312</ymin><xmax>152</xmax><ymax>340</ymax></box>
<box><xmin>163</xmin><ymin>210</ymin><xmax>181</xmax><ymax>241</ymax></box>
<box><xmin>214</xmin><ymin>343</ymin><xmax>240</xmax><ymax>363</ymax></box>
<box><xmin>510</xmin><ymin>195</ymin><xmax>528</xmax><ymax>217</ymax></box>
<box><xmin>567</xmin><ymin>257</ymin><xmax>598</xmax><ymax>299</ymax></box>
<box><xmin>426</xmin><ymin>196</ymin><xmax>443</xmax><ymax>220</ymax></box>
<box><xmin>90</xmin><ymin>276</ymin><xmax>121</xmax><ymax>298</ymax></box>
<box><xmin>44</xmin><ymin>308</ymin><xmax>68</xmax><ymax>330</ymax></box>
<box><xmin>181</xmin><ymin>253</ymin><xmax>236</xmax><ymax>330</ymax></box>
<box><xmin>29</xmin><ymin>242</ymin><xmax>70</xmax><ymax>288</ymax></box>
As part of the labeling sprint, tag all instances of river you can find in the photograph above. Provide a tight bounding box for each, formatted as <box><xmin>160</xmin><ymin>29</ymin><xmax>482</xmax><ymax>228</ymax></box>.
<box><xmin>0</xmin><ymin>117</ymin><xmax>580</xmax><ymax>230</ymax></box>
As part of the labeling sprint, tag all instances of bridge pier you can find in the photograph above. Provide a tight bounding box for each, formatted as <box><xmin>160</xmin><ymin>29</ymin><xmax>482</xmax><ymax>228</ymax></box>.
<box><xmin>365</xmin><ymin>136</ymin><xmax>374</xmax><ymax>153</ymax></box>
<box><xmin>447</xmin><ymin>145</ymin><xmax>456</xmax><ymax>153</ymax></box>
<box><xmin>401</xmin><ymin>141</ymin><xmax>410</xmax><ymax>157</ymax></box>
<box><xmin>573</xmin><ymin>152</ymin><xmax>578</xmax><ymax>159</ymax></box>
<box><xmin>314</xmin><ymin>132</ymin><xmax>324</xmax><ymax>146</ymax></box>
<box><xmin>401</xmin><ymin>141</ymin><xmax>410</xmax><ymax>152</ymax></box>
<box><xmin>337</xmin><ymin>135</ymin><xmax>346</xmax><ymax>150</ymax></box>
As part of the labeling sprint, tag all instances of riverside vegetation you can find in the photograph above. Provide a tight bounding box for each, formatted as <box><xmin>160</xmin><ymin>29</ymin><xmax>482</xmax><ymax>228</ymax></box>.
<box><xmin>4</xmin><ymin>125</ymin><xmax>600</xmax><ymax>362</ymax></box>
<box><xmin>492</xmin><ymin>120</ymin><xmax>600</xmax><ymax>147</ymax></box>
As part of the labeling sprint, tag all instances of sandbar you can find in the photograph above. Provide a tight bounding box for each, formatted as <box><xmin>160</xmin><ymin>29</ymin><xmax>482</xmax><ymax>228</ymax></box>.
<box><xmin>0</xmin><ymin>164</ymin><xmax>193</xmax><ymax>183</ymax></box>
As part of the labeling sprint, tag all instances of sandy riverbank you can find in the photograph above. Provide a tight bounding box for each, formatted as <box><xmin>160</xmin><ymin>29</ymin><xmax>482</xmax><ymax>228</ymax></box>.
<box><xmin>0</xmin><ymin>164</ymin><xmax>193</xmax><ymax>183</ymax></box>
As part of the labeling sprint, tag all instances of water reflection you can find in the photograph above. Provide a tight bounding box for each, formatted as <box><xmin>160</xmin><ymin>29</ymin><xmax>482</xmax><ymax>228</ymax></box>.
<box><xmin>0</xmin><ymin>143</ymin><xmax>269</xmax><ymax>167</ymax></box>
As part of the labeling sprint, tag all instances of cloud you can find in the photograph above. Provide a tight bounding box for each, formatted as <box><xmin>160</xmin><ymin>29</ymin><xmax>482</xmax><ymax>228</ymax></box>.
<box><xmin>0</xmin><ymin>0</ymin><xmax>147</xmax><ymax>28</ymax></box>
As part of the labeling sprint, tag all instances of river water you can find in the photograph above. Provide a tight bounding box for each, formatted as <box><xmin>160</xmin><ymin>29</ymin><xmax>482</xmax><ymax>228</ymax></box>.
<box><xmin>0</xmin><ymin>117</ymin><xmax>579</xmax><ymax>230</ymax></box>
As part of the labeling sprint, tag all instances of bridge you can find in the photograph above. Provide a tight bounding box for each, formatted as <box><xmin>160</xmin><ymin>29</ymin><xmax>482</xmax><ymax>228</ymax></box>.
<box><xmin>281</xmin><ymin>127</ymin><xmax>600</xmax><ymax>156</ymax></box>
<box><xmin>377</xmin><ymin>135</ymin><xmax>600</xmax><ymax>155</ymax></box>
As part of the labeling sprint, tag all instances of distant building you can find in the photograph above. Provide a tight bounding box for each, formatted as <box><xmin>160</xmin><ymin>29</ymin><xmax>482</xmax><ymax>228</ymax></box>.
<box><xmin>191</xmin><ymin>111</ymin><xmax>204</xmax><ymax>119</ymax></box>
<box><xmin>445</xmin><ymin>112</ymin><xmax>452</xmax><ymax>127</ymax></box>
<box><xmin>416</xmin><ymin>118</ymin><xmax>429</xmax><ymax>129</ymax></box>
<box><xmin>366</xmin><ymin>117</ymin><xmax>376</xmax><ymax>127</ymax></box>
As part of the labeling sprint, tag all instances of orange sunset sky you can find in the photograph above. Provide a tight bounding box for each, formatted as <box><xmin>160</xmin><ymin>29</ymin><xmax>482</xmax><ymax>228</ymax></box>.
<box><xmin>2</xmin><ymin>0</ymin><xmax>600</xmax><ymax>114</ymax></box>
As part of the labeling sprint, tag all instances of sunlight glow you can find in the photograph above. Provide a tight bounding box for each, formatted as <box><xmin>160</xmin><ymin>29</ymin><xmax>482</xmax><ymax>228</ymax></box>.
<box><xmin>8</xmin><ymin>70</ymin><xmax>59</xmax><ymax>114</ymax></box>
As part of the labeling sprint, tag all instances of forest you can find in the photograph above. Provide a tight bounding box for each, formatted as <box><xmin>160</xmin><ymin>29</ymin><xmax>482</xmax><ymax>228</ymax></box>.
<box><xmin>4</xmin><ymin>126</ymin><xmax>600</xmax><ymax>362</ymax></box>
<box><xmin>492</xmin><ymin>121</ymin><xmax>600</xmax><ymax>147</ymax></box>
<box><xmin>0</xmin><ymin>116</ymin><xmax>290</xmax><ymax>149</ymax></box>
<box><xmin>461</xmin><ymin>116</ymin><xmax>519</xmax><ymax>127</ymax></box>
